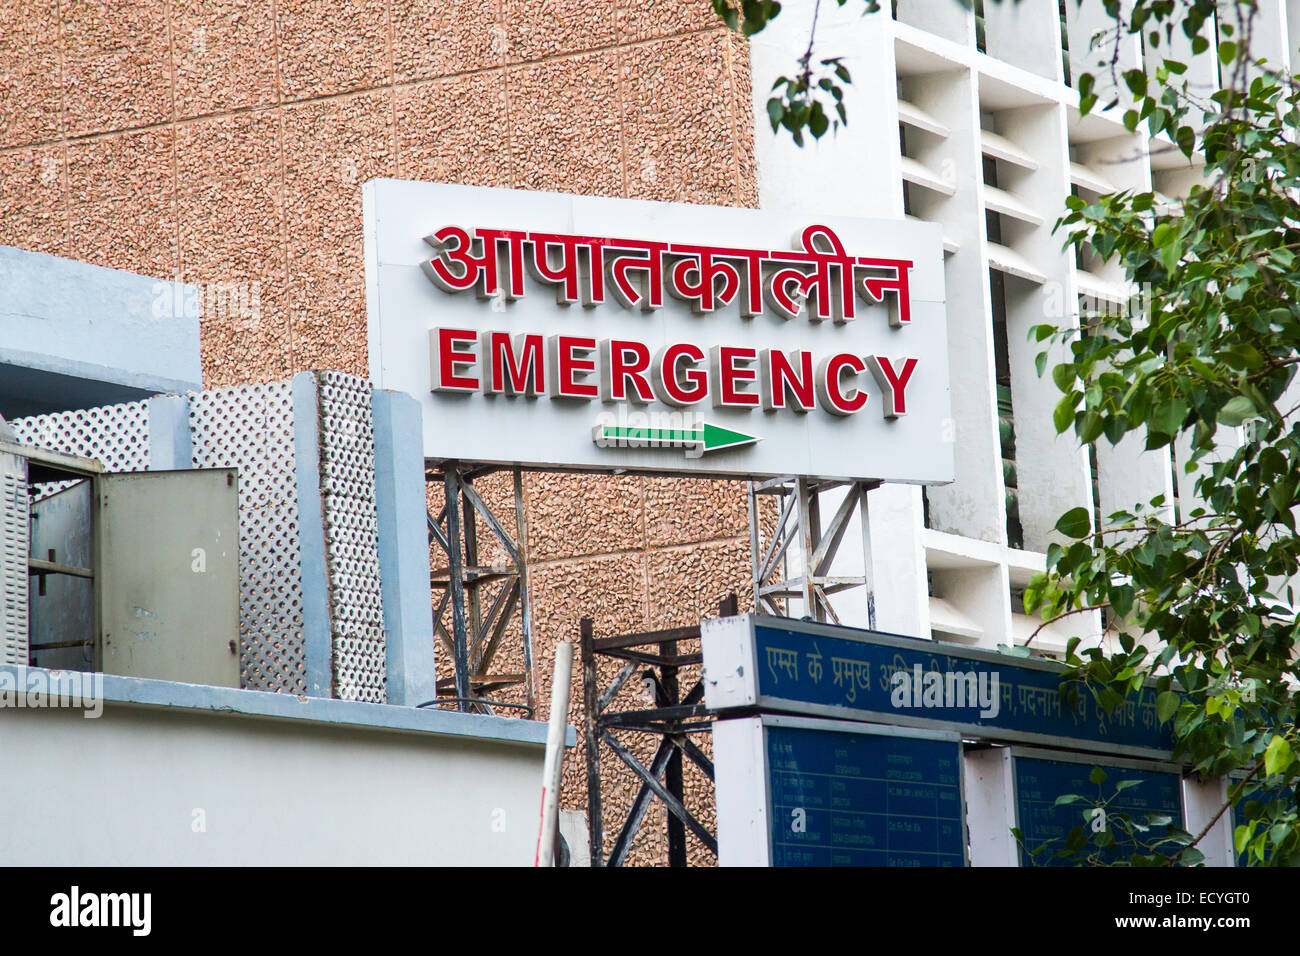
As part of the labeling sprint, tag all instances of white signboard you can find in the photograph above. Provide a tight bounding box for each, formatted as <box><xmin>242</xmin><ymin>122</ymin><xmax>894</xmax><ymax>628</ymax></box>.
<box><xmin>364</xmin><ymin>179</ymin><xmax>952</xmax><ymax>483</ymax></box>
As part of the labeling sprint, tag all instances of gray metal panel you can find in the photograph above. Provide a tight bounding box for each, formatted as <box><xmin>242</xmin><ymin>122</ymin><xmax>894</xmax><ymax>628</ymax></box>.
<box><xmin>96</xmin><ymin>469</ymin><xmax>240</xmax><ymax>687</ymax></box>
<box><xmin>1</xmin><ymin>449</ymin><xmax>29</xmax><ymax>664</ymax></box>
<box><xmin>28</xmin><ymin>479</ymin><xmax>94</xmax><ymax>669</ymax></box>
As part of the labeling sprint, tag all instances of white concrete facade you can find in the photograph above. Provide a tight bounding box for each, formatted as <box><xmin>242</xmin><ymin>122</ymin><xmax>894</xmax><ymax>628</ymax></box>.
<box><xmin>0</xmin><ymin>670</ymin><xmax>557</xmax><ymax>865</ymax></box>
<box><xmin>748</xmin><ymin>0</ymin><xmax>1285</xmax><ymax>656</ymax></box>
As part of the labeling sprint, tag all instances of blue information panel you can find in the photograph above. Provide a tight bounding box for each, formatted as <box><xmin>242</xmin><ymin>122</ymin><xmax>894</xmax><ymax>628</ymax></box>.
<box><xmin>753</xmin><ymin>621</ymin><xmax>1174</xmax><ymax>757</ymax></box>
<box><xmin>766</xmin><ymin>724</ymin><xmax>965</xmax><ymax>866</ymax></box>
<box><xmin>1013</xmin><ymin>754</ymin><xmax>1183</xmax><ymax>866</ymax></box>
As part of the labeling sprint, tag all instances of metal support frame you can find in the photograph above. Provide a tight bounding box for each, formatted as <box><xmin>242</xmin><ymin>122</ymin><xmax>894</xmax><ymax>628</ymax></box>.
<box><xmin>748</xmin><ymin>476</ymin><xmax>880</xmax><ymax>628</ymax></box>
<box><xmin>426</xmin><ymin>461</ymin><xmax>536</xmax><ymax>717</ymax></box>
<box><xmin>582</xmin><ymin>593</ymin><xmax>738</xmax><ymax>867</ymax></box>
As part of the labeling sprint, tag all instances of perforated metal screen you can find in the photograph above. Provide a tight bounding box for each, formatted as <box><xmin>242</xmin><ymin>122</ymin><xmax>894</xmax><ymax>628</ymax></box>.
<box><xmin>10</xmin><ymin>401</ymin><xmax>150</xmax><ymax>500</ymax></box>
<box><xmin>317</xmin><ymin>372</ymin><xmax>386</xmax><ymax>704</ymax></box>
<box><xmin>188</xmin><ymin>383</ymin><xmax>307</xmax><ymax>694</ymax></box>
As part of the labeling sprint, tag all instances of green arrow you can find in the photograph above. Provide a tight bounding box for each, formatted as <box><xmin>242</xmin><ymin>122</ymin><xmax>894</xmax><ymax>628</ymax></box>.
<box><xmin>593</xmin><ymin>421</ymin><xmax>760</xmax><ymax>455</ymax></box>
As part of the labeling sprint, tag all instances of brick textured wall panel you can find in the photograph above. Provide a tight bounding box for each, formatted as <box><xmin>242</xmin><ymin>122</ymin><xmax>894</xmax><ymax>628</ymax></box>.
<box><xmin>67</xmin><ymin>128</ymin><xmax>178</xmax><ymax>277</ymax></box>
<box><xmin>726</xmin><ymin>34</ymin><xmax>759</xmax><ymax>210</ymax></box>
<box><xmin>507</xmin><ymin>51</ymin><xmax>624</xmax><ymax>196</ymax></box>
<box><xmin>275</xmin><ymin>0</ymin><xmax>390</xmax><ymax>100</ymax></box>
<box><xmin>502</xmin><ymin>0</ymin><xmax>618</xmax><ymax>63</ymax></box>
<box><xmin>617</xmin><ymin>0</ymin><xmax>718</xmax><ymax>44</ymax></box>
<box><xmin>284</xmin><ymin>91</ymin><xmax>397</xmax><ymax>245</ymax></box>
<box><xmin>177</xmin><ymin>112</ymin><xmax>289</xmax><ymax>385</ymax></box>
<box><xmin>61</xmin><ymin>0</ymin><xmax>173</xmax><ymax>137</ymax></box>
<box><xmin>621</xmin><ymin>32</ymin><xmax>740</xmax><ymax>205</ymax></box>
<box><xmin>391</xmin><ymin>0</ymin><xmax>505</xmax><ymax>82</ymax></box>
<box><xmin>171</xmin><ymin>0</ymin><xmax>279</xmax><ymax>118</ymax></box>
<box><xmin>643</xmin><ymin>477</ymin><xmax>749</xmax><ymax>548</ymax></box>
<box><xmin>646</xmin><ymin>537</ymin><xmax>752</xmax><ymax>628</ymax></box>
<box><xmin>284</xmin><ymin>90</ymin><xmax>395</xmax><ymax>376</ymax></box>
<box><xmin>0</xmin><ymin>146</ymin><xmax>66</xmax><ymax>257</ymax></box>
<box><xmin>530</xmin><ymin>553</ymin><xmax>648</xmax><ymax>643</ymax></box>
<box><xmin>525</xmin><ymin>473</ymin><xmax>645</xmax><ymax>561</ymax></box>
<box><xmin>0</xmin><ymin>1</ymin><xmax>62</xmax><ymax>149</ymax></box>
<box><xmin>206</xmin><ymin>285</ymin><xmax>295</xmax><ymax>386</ymax></box>
<box><xmin>177</xmin><ymin>112</ymin><xmax>285</xmax><ymax>284</ymax></box>
<box><xmin>396</xmin><ymin>71</ymin><xmax>514</xmax><ymax>187</ymax></box>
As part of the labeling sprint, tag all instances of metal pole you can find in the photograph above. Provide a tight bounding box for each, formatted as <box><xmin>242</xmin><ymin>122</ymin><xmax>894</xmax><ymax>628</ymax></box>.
<box><xmin>747</xmin><ymin>481</ymin><xmax>762</xmax><ymax>613</ymax></box>
<box><xmin>796</xmin><ymin>478</ymin><xmax>817</xmax><ymax>620</ymax></box>
<box><xmin>660</xmin><ymin>634</ymin><xmax>686</xmax><ymax>867</ymax></box>
<box><xmin>462</xmin><ymin>478</ymin><xmax>482</xmax><ymax>670</ymax></box>
<box><xmin>443</xmin><ymin>466</ymin><xmax>472</xmax><ymax>708</ymax></box>
<box><xmin>858</xmin><ymin>482</ymin><xmax>878</xmax><ymax>630</ymax></box>
<box><xmin>514</xmin><ymin>467</ymin><xmax>537</xmax><ymax>715</ymax></box>
<box><xmin>580</xmin><ymin>617</ymin><xmax>603</xmax><ymax>866</ymax></box>
<box><xmin>535</xmin><ymin>641</ymin><xmax>574</xmax><ymax>867</ymax></box>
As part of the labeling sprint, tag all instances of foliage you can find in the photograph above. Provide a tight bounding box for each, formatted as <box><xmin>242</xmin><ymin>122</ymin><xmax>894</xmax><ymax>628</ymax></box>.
<box><xmin>1026</xmin><ymin>0</ymin><xmax>1300</xmax><ymax>865</ymax></box>
<box><xmin>713</xmin><ymin>0</ymin><xmax>879</xmax><ymax>143</ymax></box>
<box><xmin>1014</xmin><ymin>766</ymin><xmax>1201</xmax><ymax>867</ymax></box>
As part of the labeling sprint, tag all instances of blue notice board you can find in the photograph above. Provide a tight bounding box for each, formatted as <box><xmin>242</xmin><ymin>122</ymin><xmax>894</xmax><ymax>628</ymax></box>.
<box><xmin>765</xmin><ymin>720</ymin><xmax>966</xmax><ymax>866</ymax></box>
<box><xmin>750</xmin><ymin>620</ymin><xmax>1174</xmax><ymax>757</ymax></box>
<box><xmin>1012</xmin><ymin>751</ymin><xmax>1184</xmax><ymax>866</ymax></box>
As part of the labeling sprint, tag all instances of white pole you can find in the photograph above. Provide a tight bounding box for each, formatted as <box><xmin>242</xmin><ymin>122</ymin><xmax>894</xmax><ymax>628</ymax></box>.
<box><xmin>535</xmin><ymin>641</ymin><xmax>573</xmax><ymax>867</ymax></box>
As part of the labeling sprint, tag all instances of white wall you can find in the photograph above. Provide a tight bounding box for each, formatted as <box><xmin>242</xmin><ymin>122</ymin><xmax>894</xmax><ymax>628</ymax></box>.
<box><xmin>0</xmin><ymin>702</ymin><xmax>546</xmax><ymax>865</ymax></box>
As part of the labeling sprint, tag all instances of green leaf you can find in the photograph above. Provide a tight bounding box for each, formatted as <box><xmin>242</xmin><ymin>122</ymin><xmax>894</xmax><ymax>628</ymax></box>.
<box><xmin>1219</xmin><ymin>396</ymin><xmax>1257</xmax><ymax>427</ymax></box>
<box><xmin>1052</xmin><ymin>363</ymin><xmax>1076</xmax><ymax>392</ymax></box>
<box><xmin>1156</xmin><ymin>691</ymin><xmax>1180</xmax><ymax>723</ymax></box>
<box><xmin>808</xmin><ymin>102</ymin><xmax>829</xmax><ymax>139</ymax></box>
<box><xmin>1264</xmin><ymin>735</ymin><xmax>1293</xmax><ymax>776</ymax></box>
<box><xmin>1110</xmin><ymin>584</ymin><xmax>1134</xmax><ymax>618</ymax></box>
<box><xmin>1056</xmin><ymin>507</ymin><xmax>1092</xmax><ymax>539</ymax></box>
<box><xmin>1053</xmin><ymin>397</ymin><xmax>1074</xmax><ymax>433</ymax></box>
<box><xmin>766</xmin><ymin>98</ymin><xmax>784</xmax><ymax>130</ymax></box>
<box><xmin>1152</xmin><ymin>223</ymin><xmax>1177</xmax><ymax>248</ymax></box>
<box><xmin>1089</xmin><ymin>766</ymin><xmax>1108</xmax><ymax>786</ymax></box>
<box><xmin>1233</xmin><ymin>823</ymin><xmax>1251</xmax><ymax>857</ymax></box>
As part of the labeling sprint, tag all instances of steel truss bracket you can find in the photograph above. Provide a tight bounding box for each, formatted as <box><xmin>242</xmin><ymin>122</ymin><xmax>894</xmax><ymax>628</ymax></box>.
<box><xmin>426</xmin><ymin>462</ymin><xmax>535</xmax><ymax>717</ymax></box>
<box><xmin>581</xmin><ymin>594</ymin><xmax>738</xmax><ymax>868</ymax></box>
<box><xmin>748</xmin><ymin>476</ymin><xmax>881</xmax><ymax>628</ymax></box>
